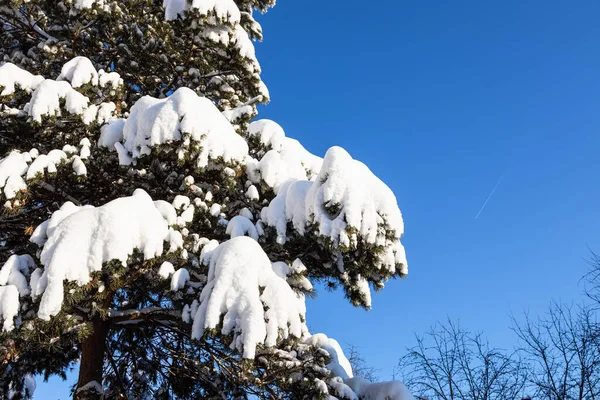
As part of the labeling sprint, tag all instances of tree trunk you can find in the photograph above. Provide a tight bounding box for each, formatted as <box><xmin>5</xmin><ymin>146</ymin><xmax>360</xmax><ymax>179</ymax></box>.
<box><xmin>75</xmin><ymin>316</ymin><xmax>109</xmax><ymax>400</ymax></box>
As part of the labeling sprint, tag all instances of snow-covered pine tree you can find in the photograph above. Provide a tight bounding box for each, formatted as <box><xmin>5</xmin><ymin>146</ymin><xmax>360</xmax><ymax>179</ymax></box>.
<box><xmin>0</xmin><ymin>1</ymin><xmax>412</xmax><ymax>399</ymax></box>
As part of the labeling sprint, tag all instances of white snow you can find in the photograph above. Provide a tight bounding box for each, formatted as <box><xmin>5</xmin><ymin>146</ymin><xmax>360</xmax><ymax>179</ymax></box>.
<box><xmin>73</xmin><ymin>0</ymin><xmax>105</xmax><ymax>10</ymax></box>
<box><xmin>72</xmin><ymin>156</ymin><xmax>87</xmax><ymax>176</ymax></box>
<box><xmin>0</xmin><ymin>285</ymin><xmax>19</xmax><ymax>331</ymax></box>
<box><xmin>0</xmin><ymin>63</ymin><xmax>44</xmax><ymax>95</ymax></box>
<box><xmin>222</xmin><ymin>104</ymin><xmax>254</xmax><ymax>123</ymax></box>
<box><xmin>3</xmin><ymin>174</ymin><xmax>27</xmax><ymax>199</ymax></box>
<box><xmin>62</xmin><ymin>145</ymin><xmax>78</xmax><ymax>154</ymax></box>
<box><xmin>84</xmin><ymin>103</ymin><xmax>115</xmax><ymax>125</ymax></box>
<box><xmin>26</xmin><ymin>150</ymin><xmax>68</xmax><ymax>179</ymax></box>
<box><xmin>80</xmin><ymin>138</ymin><xmax>91</xmax><ymax>159</ymax></box>
<box><xmin>98</xmin><ymin>118</ymin><xmax>125</xmax><ymax>150</ymax></box>
<box><xmin>238</xmin><ymin>207</ymin><xmax>254</xmax><ymax>220</ymax></box>
<box><xmin>199</xmin><ymin>239</ymin><xmax>220</xmax><ymax>265</ymax></box>
<box><xmin>177</xmin><ymin>205</ymin><xmax>195</xmax><ymax>226</ymax></box>
<box><xmin>171</xmin><ymin>268</ymin><xmax>190</xmax><ymax>291</ymax></box>
<box><xmin>29</xmin><ymin>268</ymin><xmax>47</xmax><ymax>299</ymax></box>
<box><xmin>172</xmin><ymin>195</ymin><xmax>191</xmax><ymax>210</ymax></box>
<box><xmin>96</xmin><ymin>102</ymin><xmax>117</xmax><ymax>124</ymax></box>
<box><xmin>98</xmin><ymin>70</ymin><xmax>123</xmax><ymax>89</ymax></box>
<box><xmin>154</xmin><ymin>200</ymin><xmax>177</xmax><ymax>225</ymax></box>
<box><xmin>76</xmin><ymin>381</ymin><xmax>104</xmax><ymax>395</ymax></box>
<box><xmin>163</xmin><ymin>0</ymin><xmax>241</xmax><ymax>23</ymax></box>
<box><xmin>209</xmin><ymin>203</ymin><xmax>221</xmax><ymax>217</ymax></box>
<box><xmin>305</xmin><ymin>333</ymin><xmax>353</xmax><ymax>379</ymax></box>
<box><xmin>117</xmin><ymin>87</ymin><xmax>248</xmax><ymax>168</ymax></box>
<box><xmin>26</xmin><ymin>79</ymin><xmax>89</xmax><ymax>122</ymax></box>
<box><xmin>225</xmin><ymin>215</ymin><xmax>259</xmax><ymax>240</ymax></box>
<box><xmin>0</xmin><ymin>152</ymin><xmax>29</xmax><ymax>199</ymax></box>
<box><xmin>329</xmin><ymin>377</ymin><xmax>358</xmax><ymax>400</ymax></box>
<box><xmin>271</xmin><ymin>259</ymin><xmax>313</xmax><ymax>292</ymax></box>
<box><xmin>261</xmin><ymin>147</ymin><xmax>407</xmax><ymax>276</ymax></box>
<box><xmin>345</xmin><ymin>377</ymin><xmax>415</xmax><ymax>400</ymax></box>
<box><xmin>158</xmin><ymin>261</ymin><xmax>175</xmax><ymax>279</ymax></box>
<box><xmin>0</xmin><ymin>254</ymin><xmax>35</xmax><ymax>296</ymax></box>
<box><xmin>191</xmin><ymin>237</ymin><xmax>306</xmax><ymax>358</ymax></box>
<box><xmin>234</xmin><ymin>25</ymin><xmax>257</xmax><ymax>61</ymax></box>
<box><xmin>57</xmin><ymin>57</ymin><xmax>99</xmax><ymax>88</ymax></box>
<box><xmin>35</xmin><ymin>189</ymin><xmax>170</xmax><ymax>320</ymax></box>
<box><xmin>260</xmin><ymin>179</ymin><xmax>312</xmax><ymax>244</ymax></box>
<box><xmin>248</xmin><ymin>119</ymin><xmax>322</xmax><ymax>190</ymax></box>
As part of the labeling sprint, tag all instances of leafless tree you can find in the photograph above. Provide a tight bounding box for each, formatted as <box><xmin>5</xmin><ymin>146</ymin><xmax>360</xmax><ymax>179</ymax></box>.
<box><xmin>397</xmin><ymin>319</ymin><xmax>528</xmax><ymax>400</ymax></box>
<box><xmin>346</xmin><ymin>344</ymin><xmax>380</xmax><ymax>382</ymax></box>
<box><xmin>513</xmin><ymin>302</ymin><xmax>600</xmax><ymax>400</ymax></box>
<box><xmin>584</xmin><ymin>252</ymin><xmax>600</xmax><ymax>308</ymax></box>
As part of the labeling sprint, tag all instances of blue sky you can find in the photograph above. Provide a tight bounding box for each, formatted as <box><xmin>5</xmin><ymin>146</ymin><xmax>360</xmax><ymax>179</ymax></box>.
<box><xmin>37</xmin><ymin>1</ymin><xmax>600</xmax><ymax>397</ymax></box>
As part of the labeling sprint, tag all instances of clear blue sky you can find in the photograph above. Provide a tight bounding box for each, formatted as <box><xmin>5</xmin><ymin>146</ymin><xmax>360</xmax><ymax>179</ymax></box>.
<box><xmin>38</xmin><ymin>1</ymin><xmax>600</xmax><ymax>397</ymax></box>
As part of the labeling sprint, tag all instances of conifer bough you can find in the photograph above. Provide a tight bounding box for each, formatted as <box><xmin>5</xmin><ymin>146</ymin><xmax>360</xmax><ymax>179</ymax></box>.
<box><xmin>0</xmin><ymin>0</ymin><xmax>413</xmax><ymax>398</ymax></box>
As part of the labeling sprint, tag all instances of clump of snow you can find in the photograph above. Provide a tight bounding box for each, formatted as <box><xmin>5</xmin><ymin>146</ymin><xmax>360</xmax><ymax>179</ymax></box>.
<box><xmin>98</xmin><ymin>69</ymin><xmax>123</xmax><ymax>89</ymax></box>
<box><xmin>72</xmin><ymin>156</ymin><xmax>87</xmax><ymax>176</ymax></box>
<box><xmin>34</xmin><ymin>189</ymin><xmax>170</xmax><ymax>320</ymax></box>
<box><xmin>262</xmin><ymin>146</ymin><xmax>407</xmax><ymax>275</ymax></box>
<box><xmin>171</xmin><ymin>268</ymin><xmax>190</xmax><ymax>291</ymax></box>
<box><xmin>84</xmin><ymin>102</ymin><xmax>116</xmax><ymax>125</ymax></box>
<box><xmin>114</xmin><ymin>87</ymin><xmax>248</xmax><ymax>168</ymax></box>
<box><xmin>57</xmin><ymin>57</ymin><xmax>98</xmax><ymax>88</ymax></box>
<box><xmin>225</xmin><ymin>215</ymin><xmax>259</xmax><ymax>240</ymax></box>
<box><xmin>62</xmin><ymin>145</ymin><xmax>78</xmax><ymax>155</ymax></box>
<box><xmin>26</xmin><ymin>150</ymin><xmax>67</xmax><ymax>179</ymax></box>
<box><xmin>29</xmin><ymin>268</ymin><xmax>47</xmax><ymax>299</ymax></box>
<box><xmin>271</xmin><ymin>259</ymin><xmax>313</xmax><ymax>292</ymax></box>
<box><xmin>260</xmin><ymin>179</ymin><xmax>312</xmax><ymax>243</ymax></box>
<box><xmin>222</xmin><ymin>104</ymin><xmax>254</xmax><ymax>123</ymax></box>
<box><xmin>191</xmin><ymin>237</ymin><xmax>306</xmax><ymax>358</ymax></box>
<box><xmin>154</xmin><ymin>200</ymin><xmax>177</xmax><ymax>225</ymax></box>
<box><xmin>329</xmin><ymin>377</ymin><xmax>358</xmax><ymax>400</ymax></box>
<box><xmin>158</xmin><ymin>262</ymin><xmax>175</xmax><ymax>279</ymax></box>
<box><xmin>98</xmin><ymin>119</ymin><xmax>125</xmax><ymax>150</ymax></box>
<box><xmin>0</xmin><ymin>152</ymin><xmax>30</xmax><ymax>199</ymax></box>
<box><xmin>25</xmin><ymin>79</ymin><xmax>89</xmax><ymax>123</ymax></box>
<box><xmin>80</xmin><ymin>138</ymin><xmax>91</xmax><ymax>159</ymax></box>
<box><xmin>345</xmin><ymin>377</ymin><xmax>415</xmax><ymax>400</ymax></box>
<box><xmin>0</xmin><ymin>63</ymin><xmax>44</xmax><ymax>95</ymax></box>
<box><xmin>199</xmin><ymin>239</ymin><xmax>219</xmax><ymax>265</ymax></box>
<box><xmin>75</xmin><ymin>381</ymin><xmax>104</xmax><ymax>396</ymax></box>
<box><xmin>305</xmin><ymin>333</ymin><xmax>353</xmax><ymax>379</ymax></box>
<box><xmin>163</xmin><ymin>0</ymin><xmax>241</xmax><ymax>23</ymax></box>
<box><xmin>209</xmin><ymin>203</ymin><xmax>221</xmax><ymax>217</ymax></box>
<box><xmin>172</xmin><ymin>195</ymin><xmax>191</xmax><ymax>210</ymax></box>
<box><xmin>0</xmin><ymin>254</ymin><xmax>35</xmax><ymax>296</ymax></box>
<box><xmin>247</xmin><ymin>120</ymin><xmax>322</xmax><ymax>191</ymax></box>
<box><xmin>233</xmin><ymin>25</ymin><xmax>257</xmax><ymax>61</ymax></box>
<box><xmin>0</xmin><ymin>285</ymin><xmax>19</xmax><ymax>331</ymax></box>
<box><xmin>3</xmin><ymin>175</ymin><xmax>27</xmax><ymax>199</ymax></box>
<box><xmin>166</xmin><ymin>228</ymin><xmax>184</xmax><ymax>253</ymax></box>
<box><xmin>238</xmin><ymin>207</ymin><xmax>253</xmax><ymax>220</ymax></box>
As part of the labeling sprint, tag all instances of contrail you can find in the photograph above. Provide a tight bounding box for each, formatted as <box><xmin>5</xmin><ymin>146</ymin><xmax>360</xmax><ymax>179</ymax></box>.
<box><xmin>474</xmin><ymin>170</ymin><xmax>506</xmax><ymax>220</ymax></box>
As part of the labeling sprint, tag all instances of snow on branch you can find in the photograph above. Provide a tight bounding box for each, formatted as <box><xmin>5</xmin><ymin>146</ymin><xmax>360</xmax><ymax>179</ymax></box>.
<box><xmin>0</xmin><ymin>286</ymin><xmax>19</xmax><ymax>331</ymax></box>
<box><xmin>100</xmin><ymin>87</ymin><xmax>248</xmax><ymax>168</ymax></box>
<box><xmin>191</xmin><ymin>236</ymin><xmax>307</xmax><ymax>358</ymax></box>
<box><xmin>57</xmin><ymin>56</ymin><xmax>99</xmax><ymax>88</ymax></box>
<box><xmin>0</xmin><ymin>63</ymin><xmax>44</xmax><ymax>95</ymax></box>
<box><xmin>246</xmin><ymin>119</ymin><xmax>322</xmax><ymax>191</ymax></box>
<box><xmin>32</xmin><ymin>189</ymin><xmax>172</xmax><ymax>320</ymax></box>
<box><xmin>261</xmin><ymin>146</ymin><xmax>407</xmax><ymax>281</ymax></box>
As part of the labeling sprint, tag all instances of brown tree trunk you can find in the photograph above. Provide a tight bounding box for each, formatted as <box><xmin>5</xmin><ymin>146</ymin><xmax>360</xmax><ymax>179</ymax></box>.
<box><xmin>74</xmin><ymin>316</ymin><xmax>109</xmax><ymax>400</ymax></box>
